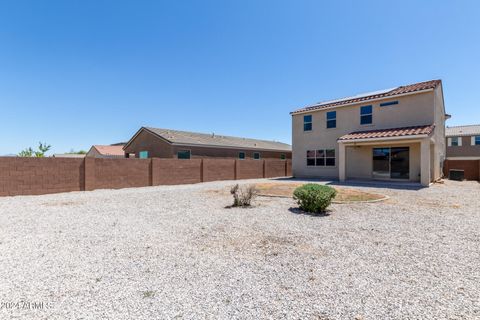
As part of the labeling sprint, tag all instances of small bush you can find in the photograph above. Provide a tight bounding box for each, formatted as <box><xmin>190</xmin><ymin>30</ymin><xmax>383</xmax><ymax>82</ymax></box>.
<box><xmin>230</xmin><ymin>184</ymin><xmax>257</xmax><ymax>207</ymax></box>
<box><xmin>293</xmin><ymin>184</ymin><xmax>337</xmax><ymax>213</ymax></box>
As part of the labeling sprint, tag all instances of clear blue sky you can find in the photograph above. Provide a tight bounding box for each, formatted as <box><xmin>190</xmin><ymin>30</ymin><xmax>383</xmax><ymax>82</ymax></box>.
<box><xmin>1</xmin><ymin>0</ymin><xmax>479</xmax><ymax>155</ymax></box>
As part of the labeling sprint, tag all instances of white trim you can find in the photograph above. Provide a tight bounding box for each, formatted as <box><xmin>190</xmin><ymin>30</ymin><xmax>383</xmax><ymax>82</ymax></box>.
<box><xmin>458</xmin><ymin>137</ymin><xmax>462</xmax><ymax>147</ymax></box>
<box><xmin>291</xmin><ymin>89</ymin><xmax>434</xmax><ymax>116</ymax></box>
<box><xmin>447</xmin><ymin>138</ymin><xmax>452</xmax><ymax>147</ymax></box>
<box><xmin>338</xmin><ymin>134</ymin><xmax>429</xmax><ymax>144</ymax></box>
<box><xmin>446</xmin><ymin>156</ymin><xmax>480</xmax><ymax>160</ymax></box>
<box><xmin>472</xmin><ymin>136</ymin><xmax>476</xmax><ymax>146</ymax></box>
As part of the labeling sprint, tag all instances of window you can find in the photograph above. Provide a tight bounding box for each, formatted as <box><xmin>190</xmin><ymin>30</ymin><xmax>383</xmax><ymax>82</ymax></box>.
<box><xmin>303</xmin><ymin>115</ymin><xmax>312</xmax><ymax>131</ymax></box>
<box><xmin>360</xmin><ymin>105</ymin><xmax>373</xmax><ymax>125</ymax></box>
<box><xmin>325</xmin><ymin>149</ymin><xmax>336</xmax><ymax>166</ymax></box>
<box><xmin>280</xmin><ymin>154</ymin><xmax>286</xmax><ymax>160</ymax></box>
<box><xmin>326</xmin><ymin>111</ymin><xmax>336</xmax><ymax>129</ymax></box>
<box><xmin>451</xmin><ymin>137</ymin><xmax>459</xmax><ymax>146</ymax></box>
<box><xmin>177</xmin><ymin>150</ymin><xmax>191</xmax><ymax>159</ymax></box>
<box><xmin>238</xmin><ymin>152</ymin><xmax>246</xmax><ymax>159</ymax></box>
<box><xmin>475</xmin><ymin>136</ymin><xmax>480</xmax><ymax>146</ymax></box>
<box><xmin>306</xmin><ymin>149</ymin><xmax>336</xmax><ymax>167</ymax></box>
<box><xmin>380</xmin><ymin>101</ymin><xmax>399</xmax><ymax>107</ymax></box>
<box><xmin>306</xmin><ymin>150</ymin><xmax>316</xmax><ymax>166</ymax></box>
<box><xmin>253</xmin><ymin>152</ymin><xmax>261</xmax><ymax>160</ymax></box>
<box><xmin>139</xmin><ymin>151</ymin><xmax>148</xmax><ymax>159</ymax></box>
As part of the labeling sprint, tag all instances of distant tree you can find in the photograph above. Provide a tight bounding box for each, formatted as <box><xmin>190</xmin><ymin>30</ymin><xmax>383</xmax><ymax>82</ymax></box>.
<box><xmin>18</xmin><ymin>147</ymin><xmax>34</xmax><ymax>157</ymax></box>
<box><xmin>18</xmin><ymin>142</ymin><xmax>51</xmax><ymax>157</ymax></box>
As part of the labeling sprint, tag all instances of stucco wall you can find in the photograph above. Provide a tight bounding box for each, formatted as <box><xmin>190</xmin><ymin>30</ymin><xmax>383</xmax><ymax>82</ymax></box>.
<box><xmin>292</xmin><ymin>91</ymin><xmax>437</xmax><ymax>179</ymax></box>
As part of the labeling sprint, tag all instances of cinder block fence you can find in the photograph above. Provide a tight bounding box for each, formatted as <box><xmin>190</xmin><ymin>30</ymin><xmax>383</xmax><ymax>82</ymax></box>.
<box><xmin>443</xmin><ymin>159</ymin><xmax>480</xmax><ymax>180</ymax></box>
<box><xmin>0</xmin><ymin>157</ymin><xmax>292</xmax><ymax>197</ymax></box>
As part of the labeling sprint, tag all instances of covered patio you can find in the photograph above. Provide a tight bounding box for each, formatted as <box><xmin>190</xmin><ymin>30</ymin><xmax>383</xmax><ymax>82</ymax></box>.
<box><xmin>337</xmin><ymin>125</ymin><xmax>438</xmax><ymax>187</ymax></box>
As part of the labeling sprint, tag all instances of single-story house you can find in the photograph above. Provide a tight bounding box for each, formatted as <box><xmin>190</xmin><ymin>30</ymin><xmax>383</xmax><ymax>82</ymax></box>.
<box><xmin>444</xmin><ymin>124</ymin><xmax>480</xmax><ymax>180</ymax></box>
<box><xmin>291</xmin><ymin>80</ymin><xmax>447</xmax><ymax>186</ymax></box>
<box><xmin>123</xmin><ymin>127</ymin><xmax>292</xmax><ymax>160</ymax></box>
<box><xmin>86</xmin><ymin>145</ymin><xmax>125</xmax><ymax>158</ymax></box>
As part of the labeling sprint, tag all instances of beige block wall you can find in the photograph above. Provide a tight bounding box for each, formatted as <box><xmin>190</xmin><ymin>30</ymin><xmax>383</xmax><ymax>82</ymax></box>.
<box><xmin>292</xmin><ymin>91</ymin><xmax>436</xmax><ymax>178</ymax></box>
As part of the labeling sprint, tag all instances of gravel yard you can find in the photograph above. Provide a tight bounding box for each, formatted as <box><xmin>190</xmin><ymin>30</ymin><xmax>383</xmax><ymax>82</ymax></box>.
<box><xmin>0</xmin><ymin>179</ymin><xmax>479</xmax><ymax>320</ymax></box>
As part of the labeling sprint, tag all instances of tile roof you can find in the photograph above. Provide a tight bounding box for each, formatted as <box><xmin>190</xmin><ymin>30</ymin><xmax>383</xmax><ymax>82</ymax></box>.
<box><xmin>93</xmin><ymin>145</ymin><xmax>125</xmax><ymax>156</ymax></box>
<box><xmin>446</xmin><ymin>124</ymin><xmax>480</xmax><ymax>137</ymax></box>
<box><xmin>292</xmin><ymin>80</ymin><xmax>442</xmax><ymax>114</ymax></box>
<box><xmin>142</xmin><ymin>127</ymin><xmax>292</xmax><ymax>152</ymax></box>
<box><xmin>338</xmin><ymin>125</ymin><xmax>435</xmax><ymax>141</ymax></box>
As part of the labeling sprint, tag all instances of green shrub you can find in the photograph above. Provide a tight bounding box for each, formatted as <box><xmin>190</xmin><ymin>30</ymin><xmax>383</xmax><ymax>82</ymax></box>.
<box><xmin>293</xmin><ymin>184</ymin><xmax>337</xmax><ymax>213</ymax></box>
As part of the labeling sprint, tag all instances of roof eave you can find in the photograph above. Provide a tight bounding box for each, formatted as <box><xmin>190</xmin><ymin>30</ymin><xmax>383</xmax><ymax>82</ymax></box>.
<box><xmin>170</xmin><ymin>141</ymin><xmax>291</xmax><ymax>152</ymax></box>
<box><xmin>290</xmin><ymin>88</ymin><xmax>435</xmax><ymax>116</ymax></box>
<box><xmin>338</xmin><ymin>134</ymin><xmax>430</xmax><ymax>144</ymax></box>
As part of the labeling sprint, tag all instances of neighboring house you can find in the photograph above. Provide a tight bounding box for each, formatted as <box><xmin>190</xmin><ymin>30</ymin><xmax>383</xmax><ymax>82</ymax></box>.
<box><xmin>123</xmin><ymin>127</ymin><xmax>292</xmax><ymax>160</ymax></box>
<box><xmin>86</xmin><ymin>145</ymin><xmax>125</xmax><ymax>158</ymax></box>
<box><xmin>446</xmin><ymin>125</ymin><xmax>480</xmax><ymax>158</ymax></box>
<box><xmin>444</xmin><ymin>124</ymin><xmax>480</xmax><ymax>180</ymax></box>
<box><xmin>291</xmin><ymin>80</ymin><xmax>447</xmax><ymax>186</ymax></box>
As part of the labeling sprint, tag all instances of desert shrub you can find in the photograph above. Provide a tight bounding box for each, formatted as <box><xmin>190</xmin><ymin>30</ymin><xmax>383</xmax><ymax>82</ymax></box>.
<box><xmin>293</xmin><ymin>184</ymin><xmax>337</xmax><ymax>213</ymax></box>
<box><xmin>230</xmin><ymin>184</ymin><xmax>257</xmax><ymax>207</ymax></box>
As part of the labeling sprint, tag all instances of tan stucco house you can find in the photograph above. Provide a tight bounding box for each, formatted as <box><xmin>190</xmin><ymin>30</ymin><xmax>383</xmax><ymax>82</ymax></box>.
<box><xmin>291</xmin><ymin>80</ymin><xmax>447</xmax><ymax>186</ymax></box>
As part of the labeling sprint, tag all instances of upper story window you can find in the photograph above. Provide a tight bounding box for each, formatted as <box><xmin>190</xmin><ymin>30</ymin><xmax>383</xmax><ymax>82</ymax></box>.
<box><xmin>177</xmin><ymin>150</ymin><xmax>191</xmax><ymax>159</ymax></box>
<box><xmin>280</xmin><ymin>154</ymin><xmax>286</xmax><ymax>160</ymax></box>
<box><xmin>303</xmin><ymin>115</ymin><xmax>312</xmax><ymax>131</ymax></box>
<box><xmin>253</xmin><ymin>152</ymin><xmax>261</xmax><ymax>160</ymax></box>
<box><xmin>326</xmin><ymin>111</ymin><xmax>336</xmax><ymax>129</ymax></box>
<box><xmin>474</xmin><ymin>136</ymin><xmax>480</xmax><ymax>146</ymax></box>
<box><xmin>451</xmin><ymin>137</ymin><xmax>459</xmax><ymax>146</ymax></box>
<box><xmin>360</xmin><ymin>105</ymin><xmax>373</xmax><ymax>125</ymax></box>
<box><xmin>306</xmin><ymin>149</ymin><xmax>336</xmax><ymax>167</ymax></box>
<box><xmin>238</xmin><ymin>152</ymin><xmax>246</xmax><ymax>159</ymax></box>
<box><xmin>139</xmin><ymin>151</ymin><xmax>149</xmax><ymax>159</ymax></box>
<box><xmin>380</xmin><ymin>101</ymin><xmax>399</xmax><ymax>107</ymax></box>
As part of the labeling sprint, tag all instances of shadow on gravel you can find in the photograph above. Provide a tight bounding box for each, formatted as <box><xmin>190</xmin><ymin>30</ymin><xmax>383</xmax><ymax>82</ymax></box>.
<box><xmin>288</xmin><ymin>207</ymin><xmax>331</xmax><ymax>217</ymax></box>
<box><xmin>268</xmin><ymin>177</ymin><xmax>423</xmax><ymax>191</ymax></box>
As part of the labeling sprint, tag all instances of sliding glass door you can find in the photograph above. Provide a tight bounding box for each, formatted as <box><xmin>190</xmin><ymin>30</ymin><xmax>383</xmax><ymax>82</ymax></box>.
<box><xmin>390</xmin><ymin>147</ymin><xmax>409</xmax><ymax>179</ymax></box>
<box><xmin>373</xmin><ymin>148</ymin><xmax>390</xmax><ymax>179</ymax></box>
<box><xmin>372</xmin><ymin>147</ymin><xmax>409</xmax><ymax>180</ymax></box>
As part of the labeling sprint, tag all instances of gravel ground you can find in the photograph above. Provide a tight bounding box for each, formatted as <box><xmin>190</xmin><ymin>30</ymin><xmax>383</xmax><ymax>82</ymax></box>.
<box><xmin>0</xmin><ymin>178</ymin><xmax>479</xmax><ymax>320</ymax></box>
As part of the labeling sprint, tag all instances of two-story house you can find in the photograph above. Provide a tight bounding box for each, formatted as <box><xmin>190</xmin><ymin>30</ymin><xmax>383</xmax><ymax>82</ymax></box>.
<box><xmin>291</xmin><ymin>80</ymin><xmax>447</xmax><ymax>186</ymax></box>
<box><xmin>444</xmin><ymin>124</ymin><xmax>480</xmax><ymax>180</ymax></box>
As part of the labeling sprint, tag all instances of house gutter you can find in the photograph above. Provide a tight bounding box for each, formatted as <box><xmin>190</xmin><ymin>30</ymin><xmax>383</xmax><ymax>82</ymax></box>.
<box><xmin>337</xmin><ymin>134</ymin><xmax>430</xmax><ymax>144</ymax></box>
<box><xmin>170</xmin><ymin>142</ymin><xmax>291</xmax><ymax>153</ymax></box>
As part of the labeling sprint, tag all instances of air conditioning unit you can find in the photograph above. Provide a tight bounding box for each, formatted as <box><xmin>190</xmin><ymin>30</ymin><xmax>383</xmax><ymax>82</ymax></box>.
<box><xmin>449</xmin><ymin>169</ymin><xmax>464</xmax><ymax>181</ymax></box>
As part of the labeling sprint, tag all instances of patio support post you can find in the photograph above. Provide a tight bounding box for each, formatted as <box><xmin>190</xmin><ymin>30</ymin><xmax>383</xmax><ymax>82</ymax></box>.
<box><xmin>420</xmin><ymin>138</ymin><xmax>431</xmax><ymax>186</ymax></box>
<box><xmin>339</xmin><ymin>143</ymin><xmax>346</xmax><ymax>182</ymax></box>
